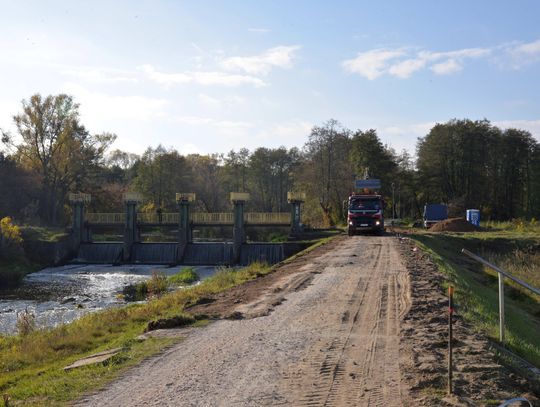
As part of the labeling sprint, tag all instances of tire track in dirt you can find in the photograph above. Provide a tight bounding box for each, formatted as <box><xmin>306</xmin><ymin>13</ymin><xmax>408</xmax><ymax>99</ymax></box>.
<box><xmin>283</xmin><ymin>237</ymin><xmax>409</xmax><ymax>407</ymax></box>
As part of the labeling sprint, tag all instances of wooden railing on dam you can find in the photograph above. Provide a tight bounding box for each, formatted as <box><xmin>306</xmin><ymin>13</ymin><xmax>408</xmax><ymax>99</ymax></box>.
<box><xmin>85</xmin><ymin>212</ymin><xmax>291</xmax><ymax>225</ymax></box>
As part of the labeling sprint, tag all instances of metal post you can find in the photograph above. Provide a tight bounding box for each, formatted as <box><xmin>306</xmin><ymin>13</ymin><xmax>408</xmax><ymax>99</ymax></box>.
<box><xmin>498</xmin><ymin>272</ymin><xmax>505</xmax><ymax>345</ymax></box>
<box><xmin>462</xmin><ymin>248</ymin><xmax>540</xmax><ymax>347</ymax></box>
<box><xmin>391</xmin><ymin>182</ymin><xmax>395</xmax><ymax>221</ymax></box>
<box><xmin>448</xmin><ymin>286</ymin><xmax>454</xmax><ymax>395</ymax></box>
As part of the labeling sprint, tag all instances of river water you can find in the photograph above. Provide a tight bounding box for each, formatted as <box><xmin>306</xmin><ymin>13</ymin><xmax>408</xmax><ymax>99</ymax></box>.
<box><xmin>0</xmin><ymin>264</ymin><xmax>220</xmax><ymax>336</ymax></box>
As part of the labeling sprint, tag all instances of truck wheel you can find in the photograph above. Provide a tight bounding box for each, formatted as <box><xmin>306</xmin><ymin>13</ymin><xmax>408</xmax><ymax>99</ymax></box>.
<box><xmin>348</xmin><ymin>229</ymin><xmax>353</xmax><ymax>236</ymax></box>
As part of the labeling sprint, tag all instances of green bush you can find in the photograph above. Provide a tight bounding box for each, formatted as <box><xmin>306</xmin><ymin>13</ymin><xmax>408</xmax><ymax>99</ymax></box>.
<box><xmin>16</xmin><ymin>308</ymin><xmax>36</xmax><ymax>336</ymax></box>
<box><xmin>123</xmin><ymin>271</ymin><xmax>169</xmax><ymax>301</ymax></box>
<box><xmin>146</xmin><ymin>271</ymin><xmax>168</xmax><ymax>297</ymax></box>
<box><xmin>168</xmin><ymin>267</ymin><xmax>199</xmax><ymax>285</ymax></box>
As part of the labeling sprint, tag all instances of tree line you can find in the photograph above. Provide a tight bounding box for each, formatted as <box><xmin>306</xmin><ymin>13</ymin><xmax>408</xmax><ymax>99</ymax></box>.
<box><xmin>1</xmin><ymin>94</ymin><xmax>539</xmax><ymax>227</ymax></box>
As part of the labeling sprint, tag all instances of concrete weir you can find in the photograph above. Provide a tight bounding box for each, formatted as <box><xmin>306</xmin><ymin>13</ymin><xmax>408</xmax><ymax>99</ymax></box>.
<box><xmin>76</xmin><ymin>242</ymin><xmax>287</xmax><ymax>266</ymax></box>
<box><xmin>76</xmin><ymin>243</ymin><xmax>123</xmax><ymax>264</ymax></box>
<box><xmin>69</xmin><ymin>192</ymin><xmax>305</xmax><ymax>266</ymax></box>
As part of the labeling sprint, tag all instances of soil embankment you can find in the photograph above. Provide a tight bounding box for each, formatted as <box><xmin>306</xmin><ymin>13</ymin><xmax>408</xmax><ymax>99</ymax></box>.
<box><xmin>429</xmin><ymin>217</ymin><xmax>480</xmax><ymax>232</ymax></box>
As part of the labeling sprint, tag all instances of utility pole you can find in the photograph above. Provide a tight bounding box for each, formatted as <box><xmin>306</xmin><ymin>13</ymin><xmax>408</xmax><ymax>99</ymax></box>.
<box><xmin>391</xmin><ymin>182</ymin><xmax>396</xmax><ymax>221</ymax></box>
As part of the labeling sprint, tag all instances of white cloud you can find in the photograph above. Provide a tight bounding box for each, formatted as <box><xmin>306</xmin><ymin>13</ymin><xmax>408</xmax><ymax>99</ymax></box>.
<box><xmin>344</xmin><ymin>46</ymin><xmax>490</xmax><ymax>79</ymax></box>
<box><xmin>388</xmin><ymin>58</ymin><xmax>427</xmax><ymax>78</ymax></box>
<box><xmin>255</xmin><ymin>120</ymin><xmax>312</xmax><ymax>146</ymax></box>
<box><xmin>197</xmin><ymin>93</ymin><xmax>245</xmax><ymax>108</ymax></box>
<box><xmin>428</xmin><ymin>47</ymin><xmax>491</xmax><ymax>60</ymax></box>
<box><xmin>493</xmin><ymin>119</ymin><xmax>540</xmax><ymax>139</ymax></box>
<box><xmin>431</xmin><ymin>59</ymin><xmax>462</xmax><ymax>75</ymax></box>
<box><xmin>171</xmin><ymin>115</ymin><xmax>252</xmax><ymax>129</ymax></box>
<box><xmin>139</xmin><ymin>65</ymin><xmax>266</xmax><ymax>87</ymax></box>
<box><xmin>343</xmin><ymin>48</ymin><xmax>406</xmax><ymax>80</ymax></box>
<box><xmin>62</xmin><ymin>83</ymin><xmax>169</xmax><ymax>122</ymax></box>
<box><xmin>220</xmin><ymin>45</ymin><xmax>301</xmax><ymax>75</ymax></box>
<box><xmin>381</xmin><ymin>122</ymin><xmax>436</xmax><ymax>141</ymax></box>
<box><xmin>60</xmin><ymin>66</ymin><xmax>137</xmax><ymax>83</ymax></box>
<box><xmin>0</xmin><ymin>100</ymin><xmax>21</xmax><ymax>139</ymax></box>
<box><xmin>514</xmin><ymin>38</ymin><xmax>540</xmax><ymax>56</ymax></box>
<box><xmin>248</xmin><ymin>28</ymin><xmax>271</xmax><ymax>33</ymax></box>
<box><xmin>504</xmin><ymin>38</ymin><xmax>540</xmax><ymax>69</ymax></box>
<box><xmin>178</xmin><ymin>143</ymin><xmax>203</xmax><ymax>155</ymax></box>
<box><xmin>172</xmin><ymin>116</ymin><xmax>214</xmax><ymax>125</ymax></box>
<box><xmin>376</xmin><ymin>121</ymin><xmax>438</xmax><ymax>155</ymax></box>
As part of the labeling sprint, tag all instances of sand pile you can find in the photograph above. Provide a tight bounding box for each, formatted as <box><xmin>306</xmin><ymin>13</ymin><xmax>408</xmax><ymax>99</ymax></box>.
<box><xmin>429</xmin><ymin>217</ymin><xmax>480</xmax><ymax>232</ymax></box>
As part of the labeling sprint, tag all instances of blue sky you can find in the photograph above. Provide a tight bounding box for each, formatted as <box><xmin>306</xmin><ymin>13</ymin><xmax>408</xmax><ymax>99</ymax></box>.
<box><xmin>1</xmin><ymin>1</ymin><xmax>539</xmax><ymax>156</ymax></box>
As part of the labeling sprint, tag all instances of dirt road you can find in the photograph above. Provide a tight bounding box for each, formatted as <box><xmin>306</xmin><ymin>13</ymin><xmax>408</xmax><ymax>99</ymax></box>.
<box><xmin>77</xmin><ymin>236</ymin><xmax>411</xmax><ymax>406</ymax></box>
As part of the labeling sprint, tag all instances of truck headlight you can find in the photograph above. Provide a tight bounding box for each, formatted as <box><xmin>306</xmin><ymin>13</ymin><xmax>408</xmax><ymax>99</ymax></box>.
<box><xmin>349</xmin><ymin>221</ymin><xmax>353</xmax><ymax>225</ymax></box>
<box><xmin>375</xmin><ymin>221</ymin><xmax>380</xmax><ymax>226</ymax></box>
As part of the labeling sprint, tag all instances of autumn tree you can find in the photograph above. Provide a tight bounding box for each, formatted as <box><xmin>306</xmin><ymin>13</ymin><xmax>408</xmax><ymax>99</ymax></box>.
<box><xmin>301</xmin><ymin>119</ymin><xmax>352</xmax><ymax>226</ymax></box>
<box><xmin>0</xmin><ymin>153</ymin><xmax>39</xmax><ymax>220</ymax></box>
<box><xmin>1</xmin><ymin>94</ymin><xmax>115</xmax><ymax>224</ymax></box>
<box><xmin>185</xmin><ymin>154</ymin><xmax>226</xmax><ymax>212</ymax></box>
<box><xmin>222</xmin><ymin>148</ymin><xmax>250</xmax><ymax>193</ymax></box>
<box><xmin>248</xmin><ymin>147</ymin><xmax>300</xmax><ymax>212</ymax></box>
<box><xmin>132</xmin><ymin>145</ymin><xmax>191</xmax><ymax>210</ymax></box>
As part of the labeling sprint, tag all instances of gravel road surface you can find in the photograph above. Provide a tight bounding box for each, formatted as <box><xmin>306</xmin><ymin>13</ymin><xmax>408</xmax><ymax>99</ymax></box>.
<box><xmin>76</xmin><ymin>235</ymin><xmax>411</xmax><ymax>406</ymax></box>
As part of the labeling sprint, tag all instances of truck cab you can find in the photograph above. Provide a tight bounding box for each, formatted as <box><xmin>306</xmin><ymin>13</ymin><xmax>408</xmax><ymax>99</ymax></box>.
<box><xmin>347</xmin><ymin>194</ymin><xmax>384</xmax><ymax>235</ymax></box>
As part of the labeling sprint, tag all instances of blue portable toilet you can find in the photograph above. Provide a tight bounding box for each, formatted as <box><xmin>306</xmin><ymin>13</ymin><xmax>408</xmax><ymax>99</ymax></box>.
<box><xmin>466</xmin><ymin>209</ymin><xmax>480</xmax><ymax>227</ymax></box>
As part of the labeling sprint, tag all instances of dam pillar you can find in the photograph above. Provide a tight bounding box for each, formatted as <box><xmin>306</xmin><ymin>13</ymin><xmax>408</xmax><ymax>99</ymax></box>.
<box><xmin>231</xmin><ymin>192</ymin><xmax>250</xmax><ymax>264</ymax></box>
<box><xmin>176</xmin><ymin>193</ymin><xmax>196</xmax><ymax>262</ymax></box>
<box><xmin>69</xmin><ymin>193</ymin><xmax>91</xmax><ymax>253</ymax></box>
<box><xmin>287</xmin><ymin>192</ymin><xmax>306</xmax><ymax>237</ymax></box>
<box><xmin>123</xmin><ymin>192</ymin><xmax>142</xmax><ymax>262</ymax></box>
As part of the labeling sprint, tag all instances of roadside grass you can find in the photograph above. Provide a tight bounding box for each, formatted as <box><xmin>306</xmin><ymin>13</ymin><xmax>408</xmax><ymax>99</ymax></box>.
<box><xmin>409</xmin><ymin>230</ymin><xmax>540</xmax><ymax>367</ymax></box>
<box><xmin>0</xmin><ymin>234</ymin><xmax>338</xmax><ymax>406</ymax></box>
<box><xmin>482</xmin><ymin>219</ymin><xmax>540</xmax><ymax>238</ymax></box>
<box><xmin>0</xmin><ymin>261</ymin><xmax>272</xmax><ymax>405</ymax></box>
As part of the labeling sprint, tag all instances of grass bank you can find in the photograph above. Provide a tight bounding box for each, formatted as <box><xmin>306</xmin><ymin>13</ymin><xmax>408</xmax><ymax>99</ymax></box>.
<box><xmin>408</xmin><ymin>227</ymin><xmax>540</xmax><ymax>367</ymax></box>
<box><xmin>0</xmin><ymin>235</ymin><xmax>336</xmax><ymax>406</ymax></box>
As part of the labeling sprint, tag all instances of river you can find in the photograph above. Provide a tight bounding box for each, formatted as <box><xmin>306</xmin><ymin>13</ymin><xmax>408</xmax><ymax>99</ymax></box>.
<box><xmin>0</xmin><ymin>264</ymin><xmax>220</xmax><ymax>335</ymax></box>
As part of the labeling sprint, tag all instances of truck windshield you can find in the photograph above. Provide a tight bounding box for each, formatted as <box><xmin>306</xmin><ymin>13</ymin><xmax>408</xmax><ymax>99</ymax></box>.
<box><xmin>349</xmin><ymin>200</ymin><xmax>380</xmax><ymax>210</ymax></box>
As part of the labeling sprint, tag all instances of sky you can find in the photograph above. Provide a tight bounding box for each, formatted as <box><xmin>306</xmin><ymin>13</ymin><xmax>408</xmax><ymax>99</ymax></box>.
<box><xmin>1</xmin><ymin>0</ymin><xmax>539</xmax><ymax>157</ymax></box>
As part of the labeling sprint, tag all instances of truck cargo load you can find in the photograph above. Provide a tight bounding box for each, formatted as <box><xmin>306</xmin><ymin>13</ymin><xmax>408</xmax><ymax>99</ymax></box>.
<box><xmin>423</xmin><ymin>204</ymin><xmax>448</xmax><ymax>228</ymax></box>
<box><xmin>347</xmin><ymin>179</ymin><xmax>384</xmax><ymax>235</ymax></box>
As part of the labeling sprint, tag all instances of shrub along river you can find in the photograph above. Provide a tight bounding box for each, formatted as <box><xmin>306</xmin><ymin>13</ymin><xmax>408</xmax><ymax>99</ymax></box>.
<box><xmin>0</xmin><ymin>264</ymin><xmax>219</xmax><ymax>335</ymax></box>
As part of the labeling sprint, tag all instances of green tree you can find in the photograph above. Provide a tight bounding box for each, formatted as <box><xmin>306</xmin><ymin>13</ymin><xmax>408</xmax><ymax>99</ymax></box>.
<box><xmin>416</xmin><ymin>119</ymin><xmax>498</xmax><ymax>215</ymax></box>
<box><xmin>416</xmin><ymin>119</ymin><xmax>539</xmax><ymax>219</ymax></box>
<box><xmin>350</xmin><ymin>129</ymin><xmax>397</xmax><ymax>196</ymax></box>
<box><xmin>491</xmin><ymin>129</ymin><xmax>538</xmax><ymax>219</ymax></box>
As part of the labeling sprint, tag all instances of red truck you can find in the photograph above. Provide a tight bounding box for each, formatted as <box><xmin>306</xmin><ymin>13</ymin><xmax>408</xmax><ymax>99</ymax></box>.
<box><xmin>347</xmin><ymin>179</ymin><xmax>385</xmax><ymax>236</ymax></box>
